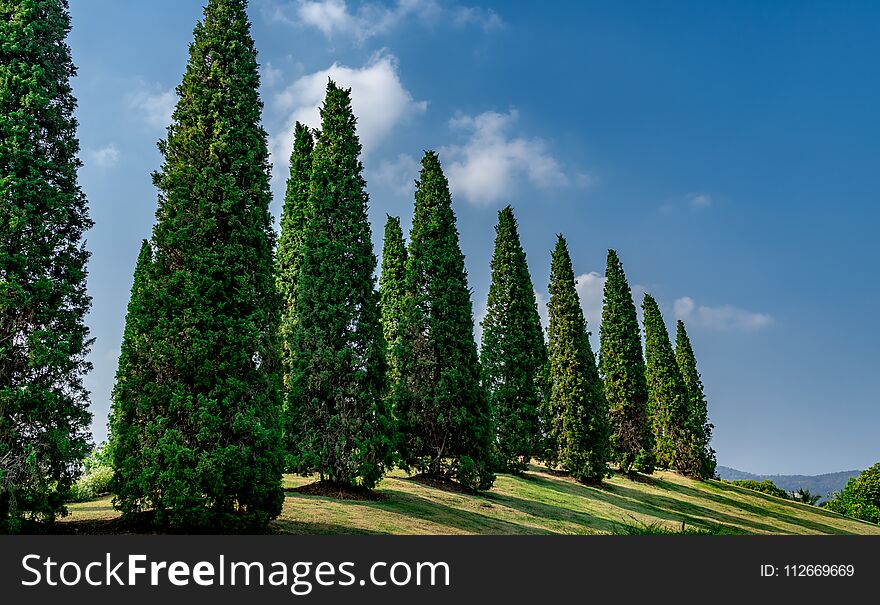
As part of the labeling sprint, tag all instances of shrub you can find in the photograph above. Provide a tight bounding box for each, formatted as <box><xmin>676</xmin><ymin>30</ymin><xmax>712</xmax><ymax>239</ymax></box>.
<box><xmin>725</xmin><ymin>479</ymin><xmax>790</xmax><ymax>499</ymax></box>
<box><xmin>824</xmin><ymin>463</ymin><xmax>880</xmax><ymax>524</ymax></box>
<box><xmin>69</xmin><ymin>466</ymin><xmax>113</xmax><ymax>503</ymax></box>
<box><xmin>68</xmin><ymin>445</ymin><xmax>114</xmax><ymax>502</ymax></box>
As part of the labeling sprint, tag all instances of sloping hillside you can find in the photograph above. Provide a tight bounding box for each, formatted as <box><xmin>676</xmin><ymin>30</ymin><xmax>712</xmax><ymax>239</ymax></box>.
<box><xmin>59</xmin><ymin>464</ymin><xmax>880</xmax><ymax>535</ymax></box>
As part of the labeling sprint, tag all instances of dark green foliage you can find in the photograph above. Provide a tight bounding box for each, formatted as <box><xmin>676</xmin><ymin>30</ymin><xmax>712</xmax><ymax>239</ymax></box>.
<box><xmin>480</xmin><ymin>207</ymin><xmax>548</xmax><ymax>473</ymax></box>
<box><xmin>599</xmin><ymin>250</ymin><xmax>653</xmax><ymax>474</ymax></box>
<box><xmin>642</xmin><ymin>294</ymin><xmax>690</xmax><ymax>471</ymax></box>
<box><xmin>726</xmin><ymin>479</ymin><xmax>791</xmax><ymax>500</ymax></box>
<box><xmin>393</xmin><ymin>151</ymin><xmax>494</xmax><ymax>490</ymax></box>
<box><xmin>110</xmin><ymin>0</ymin><xmax>284</xmax><ymax>531</ymax></box>
<box><xmin>108</xmin><ymin>240</ymin><xmax>154</xmax><ymax>509</ymax></box>
<box><xmin>545</xmin><ymin>236</ymin><xmax>611</xmax><ymax>483</ymax></box>
<box><xmin>287</xmin><ymin>81</ymin><xmax>393</xmax><ymax>488</ymax></box>
<box><xmin>0</xmin><ymin>0</ymin><xmax>93</xmax><ymax>531</ymax></box>
<box><xmin>824</xmin><ymin>463</ymin><xmax>880</xmax><ymax>524</ymax></box>
<box><xmin>793</xmin><ymin>488</ymin><xmax>820</xmax><ymax>506</ymax></box>
<box><xmin>379</xmin><ymin>215</ymin><xmax>408</xmax><ymax>383</ymax></box>
<box><xmin>675</xmin><ymin>320</ymin><xmax>717</xmax><ymax>479</ymax></box>
<box><xmin>276</xmin><ymin>122</ymin><xmax>314</xmax><ymax>393</ymax></box>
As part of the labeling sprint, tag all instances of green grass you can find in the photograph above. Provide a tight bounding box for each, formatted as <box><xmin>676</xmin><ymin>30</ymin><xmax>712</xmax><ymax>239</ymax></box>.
<box><xmin>60</xmin><ymin>464</ymin><xmax>880</xmax><ymax>535</ymax></box>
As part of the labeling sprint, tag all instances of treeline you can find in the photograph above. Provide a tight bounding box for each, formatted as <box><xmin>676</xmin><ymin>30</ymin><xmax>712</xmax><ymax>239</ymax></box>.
<box><xmin>1</xmin><ymin>0</ymin><xmax>715</xmax><ymax>532</ymax></box>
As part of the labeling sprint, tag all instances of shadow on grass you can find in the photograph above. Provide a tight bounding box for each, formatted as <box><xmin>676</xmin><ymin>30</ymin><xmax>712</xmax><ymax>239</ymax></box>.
<box><xmin>650</xmin><ymin>479</ymin><xmax>860</xmax><ymax>535</ymax></box>
<box><xmin>518</xmin><ymin>471</ymin><xmax>791</xmax><ymax>534</ymax></box>
<box><xmin>285</xmin><ymin>488</ymin><xmax>544</xmax><ymax>535</ymax></box>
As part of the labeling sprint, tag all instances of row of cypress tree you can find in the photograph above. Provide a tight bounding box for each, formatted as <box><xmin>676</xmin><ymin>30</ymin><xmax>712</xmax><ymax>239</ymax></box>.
<box><xmin>1</xmin><ymin>0</ymin><xmax>716</xmax><ymax>531</ymax></box>
<box><xmin>468</xmin><ymin>213</ymin><xmax>716</xmax><ymax>484</ymax></box>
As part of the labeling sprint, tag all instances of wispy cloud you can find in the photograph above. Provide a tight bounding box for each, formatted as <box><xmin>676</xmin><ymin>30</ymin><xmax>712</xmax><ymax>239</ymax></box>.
<box><xmin>126</xmin><ymin>84</ymin><xmax>176</xmax><ymax>130</ymax></box>
<box><xmin>87</xmin><ymin>144</ymin><xmax>120</xmax><ymax>169</ymax></box>
<box><xmin>687</xmin><ymin>192</ymin><xmax>713</xmax><ymax>208</ymax></box>
<box><xmin>268</xmin><ymin>0</ymin><xmax>503</xmax><ymax>42</ymax></box>
<box><xmin>372</xmin><ymin>153</ymin><xmax>421</xmax><ymax>197</ymax></box>
<box><xmin>440</xmin><ymin>109</ymin><xmax>573</xmax><ymax>205</ymax></box>
<box><xmin>261</xmin><ymin>62</ymin><xmax>284</xmax><ymax>89</ymax></box>
<box><xmin>674</xmin><ymin>296</ymin><xmax>773</xmax><ymax>331</ymax></box>
<box><xmin>662</xmin><ymin>191</ymin><xmax>715</xmax><ymax>213</ymax></box>
<box><xmin>269</xmin><ymin>52</ymin><xmax>426</xmax><ymax>172</ymax></box>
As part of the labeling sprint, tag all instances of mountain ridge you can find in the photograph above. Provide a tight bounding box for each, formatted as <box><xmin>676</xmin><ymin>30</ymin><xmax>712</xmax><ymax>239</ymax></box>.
<box><xmin>716</xmin><ymin>466</ymin><xmax>861</xmax><ymax>501</ymax></box>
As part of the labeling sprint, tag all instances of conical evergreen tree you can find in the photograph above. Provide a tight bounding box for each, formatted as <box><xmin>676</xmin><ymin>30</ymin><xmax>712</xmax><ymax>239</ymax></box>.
<box><xmin>394</xmin><ymin>151</ymin><xmax>494</xmax><ymax>490</ymax></box>
<box><xmin>546</xmin><ymin>236</ymin><xmax>611</xmax><ymax>482</ymax></box>
<box><xmin>0</xmin><ymin>0</ymin><xmax>93</xmax><ymax>531</ymax></box>
<box><xmin>276</xmin><ymin>122</ymin><xmax>314</xmax><ymax>393</ymax></box>
<box><xmin>642</xmin><ymin>294</ymin><xmax>690</xmax><ymax>470</ymax></box>
<box><xmin>599</xmin><ymin>250</ymin><xmax>654</xmax><ymax>474</ymax></box>
<box><xmin>111</xmin><ymin>0</ymin><xmax>284</xmax><ymax>530</ymax></box>
<box><xmin>480</xmin><ymin>206</ymin><xmax>548</xmax><ymax>473</ymax></box>
<box><xmin>379</xmin><ymin>214</ymin><xmax>408</xmax><ymax>383</ymax></box>
<box><xmin>288</xmin><ymin>81</ymin><xmax>393</xmax><ymax>488</ymax></box>
<box><xmin>108</xmin><ymin>241</ymin><xmax>154</xmax><ymax>504</ymax></box>
<box><xmin>675</xmin><ymin>320</ymin><xmax>717</xmax><ymax>479</ymax></box>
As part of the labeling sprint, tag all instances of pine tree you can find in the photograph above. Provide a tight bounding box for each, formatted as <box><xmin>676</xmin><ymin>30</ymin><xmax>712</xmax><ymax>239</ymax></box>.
<box><xmin>0</xmin><ymin>0</ymin><xmax>93</xmax><ymax>531</ymax></box>
<box><xmin>394</xmin><ymin>151</ymin><xmax>494</xmax><ymax>490</ymax></box>
<box><xmin>379</xmin><ymin>215</ymin><xmax>408</xmax><ymax>383</ymax></box>
<box><xmin>675</xmin><ymin>320</ymin><xmax>717</xmax><ymax>479</ymax></box>
<box><xmin>110</xmin><ymin>0</ymin><xmax>284</xmax><ymax>531</ymax></box>
<box><xmin>599</xmin><ymin>250</ymin><xmax>654</xmax><ymax>474</ymax></box>
<box><xmin>546</xmin><ymin>236</ymin><xmax>611</xmax><ymax>482</ymax></box>
<box><xmin>480</xmin><ymin>206</ymin><xmax>548</xmax><ymax>473</ymax></box>
<box><xmin>276</xmin><ymin>122</ymin><xmax>314</xmax><ymax>393</ymax></box>
<box><xmin>288</xmin><ymin>81</ymin><xmax>393</xmax><ymax>488</ymax></box>
<box><xmin>642</xmin><ymin>294</ymin><xmax>690</xmax><ymax>470</ymax></box>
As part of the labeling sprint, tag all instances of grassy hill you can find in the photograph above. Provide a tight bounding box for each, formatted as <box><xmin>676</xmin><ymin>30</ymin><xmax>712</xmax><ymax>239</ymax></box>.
<box><xmin>59</xmin><ymin>464</ymin><xmax>880</xmax><ymax>535</ymax></box>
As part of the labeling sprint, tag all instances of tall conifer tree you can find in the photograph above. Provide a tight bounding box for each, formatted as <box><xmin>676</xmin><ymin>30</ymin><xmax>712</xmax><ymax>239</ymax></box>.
<box><xmin>379</xmin><ymin>215</ymin><xmax>408</xmax><ymax>383</ymax></box>
<box><xmin>110</xmin><ymin>0</ymin><xmax>284</xmax><ymax>530</ymax></box>
<box><xmin>0</xmin><ymin>0</ymin><xmax>93</xmax><ymax>530</ymax></box>
<box><xmin>276</xmin><ymin>122</ymin><xmax>314</xmax><ymax>392</ymax></box>
<box><xmin>108</xmin><ymin>241</ymin><xmax>154</xmax><ymax>504</ymax></box>
<box><xmin>394</xmin><ymin>152</ymin><xmax>494</xmax><ymax>490</ymax></box>
<box><xmin>599</xmin><ymin>250</ymin><xmax>654</xmax><ymax>473</ymax></box>
<box><xmin>288</xmin><ymin>81</ymin><xmax>393</xmax><ymax>488</ymax></box>
<box><xmin>642</xmin><ymin>294</ymin><xmax>690</xmax><ymax>470</ymax></box>
<box><xmin>675</xmin><ymin>320</ymin><xmax>717</xmax><ymax>479</ymax></box>
<box><xmin>480</xmin><ymin>206</ymin><xmax>548</xmax><ymax>473</ymax></box>
<box><xmin>546</xmin><ymin>236</ymin><xmax>611</xmax><ymax>482</ymax></box>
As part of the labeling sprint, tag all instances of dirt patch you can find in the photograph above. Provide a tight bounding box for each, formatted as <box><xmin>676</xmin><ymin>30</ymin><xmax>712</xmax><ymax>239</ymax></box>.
<box><xmin>47</xmin><ymin>513</ymin><xmax>159</xmax><ymax>535</ymax></box>
<box><xmin>622</xmin><ymin>471</ymin><xmax>657</xmax><ymax>485</ymax></box>
<box><xmin>531</xmin><ymin>466</ymin><xmax>570</xmax><ymax>478</ymax></box>
<box><xmin>288</xmin><ymin>480</ymin><xmax>388</xmax><ymax>501</ymax></box>
<box><xmin>404</xmin><ymin>473</ymin><xmax>479</xmax><ymax>495</ymax></box>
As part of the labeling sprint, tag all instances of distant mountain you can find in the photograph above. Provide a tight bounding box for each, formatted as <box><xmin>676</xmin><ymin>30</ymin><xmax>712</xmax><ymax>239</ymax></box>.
<box><xmin>716</xmin><ymin>466</ymin><xmax>862</xmax><ymax>502</ymax></box>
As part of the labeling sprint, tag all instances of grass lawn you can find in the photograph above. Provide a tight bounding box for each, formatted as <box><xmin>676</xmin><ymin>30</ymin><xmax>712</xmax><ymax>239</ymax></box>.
<box><xmin>59</xmin><ymin>464</ymin><xmax>880</xmax><ymax>535</ymax></box>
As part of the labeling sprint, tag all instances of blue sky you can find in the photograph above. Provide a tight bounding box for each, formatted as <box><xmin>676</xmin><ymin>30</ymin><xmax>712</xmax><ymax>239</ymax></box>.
<box><xmin>67</xmin><ymin>0</ymin><xmax>880</xmax><ymax>475</ymax></box>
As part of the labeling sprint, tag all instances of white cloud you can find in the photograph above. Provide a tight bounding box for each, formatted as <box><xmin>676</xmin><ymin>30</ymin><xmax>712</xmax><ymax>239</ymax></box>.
<box><xmin>372</xmin><ymin>153</ymin><xmax>421</xmax><ymax>196</ymax></box>
<box><xmin>270</xmin><ymin>52</ymin><xmax>426</xmax><ymax>170</ymax></box>
<box><xmin>673</xmin><ymin>296</ymin><xmax>773</xmax><ymax>332</ymax></box>
<box><xmin>88</xmin><ymin>144</ymin><xmax>120</xmax><ymax>169</ymax></box>
<box><xmin>687</xmin><ymin>192</ymin><xmax>712</xmax><ymax>208</ymax></box>
<box><xmin>261</xmin><ymin>62</ymin><xmax>283</xmax><ymax>88</ymax></box>
<box><xmin>126</xmin><ymin>85</ymin><xmax>176</xmax><ymax>130</ymax></box>
<box><xmin>269</xmin><ymin>0</ymin><xmax>501</xmax><ymax>42</ymax></box>
<box><xmin>441</xmin><ymin>110</ymin><xmax>570</xmax><ymax>205</ymax></box>
<box><xmin>451</xmin><ymin>5</ymin><xmax>504</xmax><ymax>30</ymax></box>
<box><xmin>574</xmin><ymin>272</ymin><xmax>607</xmax><ymax>328</ymax></box>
